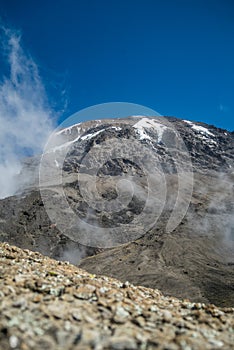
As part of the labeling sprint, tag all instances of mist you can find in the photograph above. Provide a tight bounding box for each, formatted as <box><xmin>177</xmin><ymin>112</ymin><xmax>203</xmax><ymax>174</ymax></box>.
<box><xmin>185</xmin><ymin>172</ymin><xmax>234</xmax><ymax>259</ymax></box>
<box><xmin>0</xmin><ymin>27</ymin><xmax>54</xmax><ymax>198</ymax></box>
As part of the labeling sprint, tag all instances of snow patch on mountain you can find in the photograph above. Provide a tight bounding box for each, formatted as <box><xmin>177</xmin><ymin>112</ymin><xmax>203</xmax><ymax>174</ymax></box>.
<box><xmin>56</xmin><ymin>120</ymin><xmax>104</xmax><ymax>136</ymax></box>
<box><xmin>133</xmin><ymin>117</ymin><xmax>167</xmax><ymax>142</ymax></box>
<box><xmin>81</xmin><ymin>128</ymin><xmax>106</xmax><ymax>141</ymax></box>
<box><xmin>183</xmin><ymin>120</ymin><xmax>214</xmax><ymax>136</ymax></box>
<box><xmin>56</xmin><ymin>123</ymin><xmax>81</xmax><ymax>135</ymax></box>
<box><xmin>111</xmin><ymin>126</ymin><xmax>122</xmax><ymax>131</ymax></box>
<box><xmin>183</xmin><ymin>120</ymin><xmax>217</xmax><ymax>147</ymax></box>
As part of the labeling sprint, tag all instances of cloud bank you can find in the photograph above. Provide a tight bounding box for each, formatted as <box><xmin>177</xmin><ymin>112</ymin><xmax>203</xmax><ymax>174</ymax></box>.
<box><xmin>0</xmin><ymin>27</ymin><xmax>54</xmax><ymax>198</ymax></box>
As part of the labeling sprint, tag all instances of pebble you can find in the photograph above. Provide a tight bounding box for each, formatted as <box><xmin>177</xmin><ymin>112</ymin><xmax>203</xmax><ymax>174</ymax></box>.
<box><xmin>162</xmin><ymin>310</ymin><xmax>172</xmax><ymax>322</ymax></box>
<box><xmin>209</xmin><ymin>339</ymin><xmax>224</xmax><ymax>347</ymax></box>
<box><xmin>9</xmin><ymin>335</ymin><xmax>19</xmax><ymax>349</ymax></box>
<box><xmin>12</xmin><ymin>297</ymin><xmax>27</xmax><ymax>309</ymax></box>
<box><xmin>109</xmin><ymin>336</ymin><xmax>137</xmax><ymax>350</ymax></box>
<box><xmin>113</xmin><ymin>305</ymin><xmax>130</xmax><ymax>323</ymax></box>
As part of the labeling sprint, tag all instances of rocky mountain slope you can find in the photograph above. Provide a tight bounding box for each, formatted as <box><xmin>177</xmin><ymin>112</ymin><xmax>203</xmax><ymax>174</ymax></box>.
<box><xmin>0</xmin><ymin>116</ymin><xmax>233</xmax><ymax>306</ymax></box>
<box><xmin>1</xmin><ymin>242</ymin><xmax>233</xmax><ymax>350</ymax></box>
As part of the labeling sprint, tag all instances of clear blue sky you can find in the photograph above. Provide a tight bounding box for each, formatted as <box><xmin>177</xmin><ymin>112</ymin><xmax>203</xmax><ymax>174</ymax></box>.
<box><xmin>1</xmin><ymin>0</ymin><xmax>234</xmax><ymax>130</ymax></box>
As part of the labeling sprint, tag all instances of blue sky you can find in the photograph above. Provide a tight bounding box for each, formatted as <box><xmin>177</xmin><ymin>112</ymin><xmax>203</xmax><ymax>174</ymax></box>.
<box><xmin>1</xmin><ymin>0</ymin><xmax>234</xmax><ymax>130</ymax></box>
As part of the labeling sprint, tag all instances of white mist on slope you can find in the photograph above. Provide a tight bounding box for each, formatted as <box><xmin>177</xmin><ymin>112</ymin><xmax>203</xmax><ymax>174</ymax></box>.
<box><xmin>0</xmin><ymin>28</ymin><xmax>54</xmax><ymax>198</ymax></box>
<box><xmin>186</xmin><ymin>172</ymin><xmax>234</xmax><ymax>259</ymax></box>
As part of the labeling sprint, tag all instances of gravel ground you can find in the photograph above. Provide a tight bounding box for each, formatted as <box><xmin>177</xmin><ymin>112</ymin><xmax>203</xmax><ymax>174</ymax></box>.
<box><xmin>0</xmin><ymin>242</ymin><xmax>233</xmax><ymax>350</ymax></box>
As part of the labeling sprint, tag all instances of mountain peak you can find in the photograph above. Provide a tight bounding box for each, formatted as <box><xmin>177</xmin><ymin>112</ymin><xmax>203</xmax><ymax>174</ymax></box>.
<box><xmin>0</xmin><ymin>116</ymin><xmax>233</xmax><ymax>307</ymax></box>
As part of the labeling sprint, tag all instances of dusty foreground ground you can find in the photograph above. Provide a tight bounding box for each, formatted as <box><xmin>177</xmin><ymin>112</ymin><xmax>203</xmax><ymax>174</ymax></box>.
<box><xmin>0</xmin><ymin>243</ymin><xmax>233</xmax><ymax>350</ymax></box>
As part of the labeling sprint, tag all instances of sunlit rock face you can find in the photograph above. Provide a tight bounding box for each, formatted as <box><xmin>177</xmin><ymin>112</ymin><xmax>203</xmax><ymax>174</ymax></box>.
<box><xmin>0</xmin><ymin>116</ymin><xmax>233</xmax><ymax>306</ymax></box>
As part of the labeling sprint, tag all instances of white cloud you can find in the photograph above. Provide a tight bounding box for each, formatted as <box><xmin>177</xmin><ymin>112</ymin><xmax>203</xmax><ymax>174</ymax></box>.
<box><xmin>0</xmin><ymin>27</ymin><xmax>55</xmax><ymax>198</ymax></box>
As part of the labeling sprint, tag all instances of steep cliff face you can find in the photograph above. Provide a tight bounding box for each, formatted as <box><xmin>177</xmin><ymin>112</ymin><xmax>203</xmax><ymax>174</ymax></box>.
<box><xmin>0</xmin><ymin>116</ymin><xmax>233</xmax><ymax>306</ymax></box>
